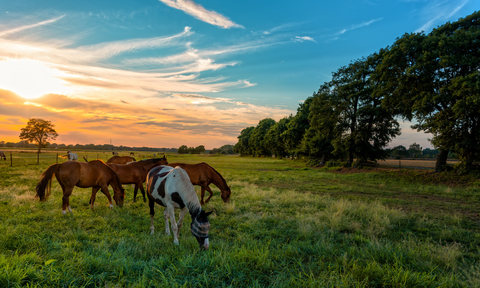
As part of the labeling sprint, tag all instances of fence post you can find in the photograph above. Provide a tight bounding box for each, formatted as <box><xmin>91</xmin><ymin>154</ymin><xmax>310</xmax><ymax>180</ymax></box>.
<box><xmin>56</xmin><ymin>153</ymin><xmax>58</xmax><ymax>164</ymax></box>
<box><xmin>10</xmin><ymin>153</ymin><xmax>12</xmax><ymax>167</ymax></box>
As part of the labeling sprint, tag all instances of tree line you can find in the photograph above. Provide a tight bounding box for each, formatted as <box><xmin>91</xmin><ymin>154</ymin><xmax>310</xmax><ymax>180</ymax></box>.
<box><xmin>234</xmin><ymin>12</ymin><xmax>480</xmax><ymax>172</ymax></box>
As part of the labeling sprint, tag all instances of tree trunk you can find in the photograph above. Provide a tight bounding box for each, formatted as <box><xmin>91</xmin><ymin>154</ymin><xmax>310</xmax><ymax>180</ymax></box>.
<box><xmin>435</xmin><ymin>149</ymin><xmax>449</xmax><ymax>172</ymax></box>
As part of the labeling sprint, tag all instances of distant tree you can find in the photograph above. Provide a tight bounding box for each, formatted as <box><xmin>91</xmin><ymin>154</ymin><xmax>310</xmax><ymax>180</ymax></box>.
<box><xmin>178</xmin><ymin>145</ymin><xmax>189</xmax><ymax>154</ymax></box>
<box><xmin>391</xmin><ymin>145</ymin><xmax>408</xmax><ymax>159</ymax></box>
<box><xmin>281</xmin><ymin>98</ymin><xmax>313</xmax><ymax>156</ymax></box>
<box><xmin>264</xmin><ymin>116</ymin><xmax>292</xmax><ymax>158</ymax></box>
<box><xmin>193</xmin><ymin>145</ymin><xmax>206</xmax><ymax>154</ymax></box>
<box><xmin>210</xmin><ymin>144</ymin><xmax>235</xmax><ymax>155</ymax></box>
<box><xmin>408</xmin><ymin>143</ymin><xmax>422</xmax><ymax>158</ymax></box>
<box><xmin>250</xmin><ymin>118</ymin><xmax>276</xmax><ymax>157</ymax></box>
<box><xmin>234</xmin><ymin>126</ymin><xmax>255</xmax><ymax>156</ymax></box>
<box><xmin>19</xmin><ymin>118</ymin><xmax>58</xmax><ymax>153</ymax></box>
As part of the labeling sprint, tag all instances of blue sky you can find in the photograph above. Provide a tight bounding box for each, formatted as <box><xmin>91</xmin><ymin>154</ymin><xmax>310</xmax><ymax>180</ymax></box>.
<box><xmin>0</xmin><ymin>0</ymin><xmax>478</xmax><ymax>149</ymax></box>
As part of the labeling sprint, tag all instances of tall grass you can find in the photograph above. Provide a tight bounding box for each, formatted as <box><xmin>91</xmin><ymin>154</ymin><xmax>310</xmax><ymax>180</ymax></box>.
<box><xmin>0</xmin><ymin>153</ymin><xmax>478</xmax><ymax>287</ymax></box>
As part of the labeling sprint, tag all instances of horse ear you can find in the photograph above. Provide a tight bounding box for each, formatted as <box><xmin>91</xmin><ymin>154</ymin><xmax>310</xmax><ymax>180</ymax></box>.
<box><xmin>205</xmin><ymin>210</ymin><xmax>214</xmax><ymax>217</ymax></box>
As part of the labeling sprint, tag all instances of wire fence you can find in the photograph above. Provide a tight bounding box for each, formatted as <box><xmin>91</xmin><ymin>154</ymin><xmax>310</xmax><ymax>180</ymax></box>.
<box><xmin>0</xmin><ymin>151</ymin><xmax>163</xmax><ymax>167</ymax></box>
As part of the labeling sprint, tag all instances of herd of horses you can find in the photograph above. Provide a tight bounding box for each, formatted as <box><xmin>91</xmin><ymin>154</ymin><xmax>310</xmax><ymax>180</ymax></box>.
<box><xmin>34</xmin><ymin>153</ymin><xmax>232</xmax><ymax>249</ymax></box>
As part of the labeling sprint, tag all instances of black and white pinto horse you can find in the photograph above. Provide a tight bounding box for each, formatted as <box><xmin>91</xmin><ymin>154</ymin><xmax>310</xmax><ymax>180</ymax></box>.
<box><xmin>66</xmin><ymin>151</ymin><xmax>78</xmax><ymax>161</ymax></box>
<box><xmin>146</xmin><ymin>165</ymin><xmax>212</xmax><ymax>249</ymax></box>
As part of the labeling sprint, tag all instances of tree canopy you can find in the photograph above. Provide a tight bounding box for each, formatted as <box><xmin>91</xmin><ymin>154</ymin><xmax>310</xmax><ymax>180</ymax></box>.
<box><xmin>19</xmin><ymin>118</ymin><xmax>58</xmax><ymax>153</ymax></box>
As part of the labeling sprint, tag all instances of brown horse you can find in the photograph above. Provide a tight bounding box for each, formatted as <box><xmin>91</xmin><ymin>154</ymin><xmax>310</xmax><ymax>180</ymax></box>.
<box><xmin>107</xmin><ymin>155</ymin><xmax>136</xmax><ymax>164</ymax></box>
<box><xmin>106</xmin><ymin>156</ymin><xmax>168</xmax><ymax>202</ymax></box>
<box><xmin>0</xmin><ymin>150</ymin><xmax>6</xmax><ymax>161</ymax></box>
<box><xmin>167</xmin><ymin>162</ymin><xmax>231</xmax><ymax>205</ymax></box>
<box><xmin>35</xmin><ymin>160</ymin><xmax>125</xmax><ymax>214</ymax></box>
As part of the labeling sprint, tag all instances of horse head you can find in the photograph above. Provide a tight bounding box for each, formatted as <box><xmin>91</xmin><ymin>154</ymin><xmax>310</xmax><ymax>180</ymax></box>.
<box><xmin>191</xmin><ymin>210</ymin><xmax>213</xmax><ymax>250</ymax></box>
<box><xmin>221</xmin><ymin>186</ymin><xmax>231</xmax><ymax>203</ymax></box>
<box><xmin>113</xmin><ymin>187</ymin><xmax>125</xmax><ymax>207</ymax></box>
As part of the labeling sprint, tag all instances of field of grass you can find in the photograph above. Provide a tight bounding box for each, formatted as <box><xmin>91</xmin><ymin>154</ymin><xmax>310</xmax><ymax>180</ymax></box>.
<box><xmin>1</xmin><ymin>152</ymin><xmax>479</xmax><ymax>287</ymax></box>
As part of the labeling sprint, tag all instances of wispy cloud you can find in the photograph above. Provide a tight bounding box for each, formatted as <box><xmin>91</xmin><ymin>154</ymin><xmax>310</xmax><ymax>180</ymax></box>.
<box><xmin>158</xmin><ymin>0</ymin><xmax>244</xmax><ymax>29</ymax></box>
<box><xmin>415</xmin><ymin>0</ymin><xmax>468</xmax><ymax>33</ymax></box>
<box><xmin>337</xmin><ymin>18</ymin><xmax>383</xmax><ymax>35</ymax></box>
<box><xmin>0</xmin><ymin>15</ymin><xmax>65</xmax><ymax>37</ymax></box>
<box><xmin>293</xmin><ymin>36</ymin><xmax>316</xmax><ymax>43</ymax></box>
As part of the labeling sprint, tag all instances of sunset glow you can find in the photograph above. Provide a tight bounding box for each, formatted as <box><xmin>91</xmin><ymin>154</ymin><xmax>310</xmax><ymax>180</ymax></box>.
<box><xmin>1</xmin><ymin>0</ymin><xmax>476</xmax><ymax>149</ymax></box>
<box><xmin>0</xmin><ymin>59</ymin><xmax>70</xmax><ymax>99</ymax></box>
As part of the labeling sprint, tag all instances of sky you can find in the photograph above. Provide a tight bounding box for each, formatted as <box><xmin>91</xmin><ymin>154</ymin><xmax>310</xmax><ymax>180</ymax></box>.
<box><xmin>0</xmin><ymin>0</ymin><xmax>478</xmax><ymax>149</ymax></box>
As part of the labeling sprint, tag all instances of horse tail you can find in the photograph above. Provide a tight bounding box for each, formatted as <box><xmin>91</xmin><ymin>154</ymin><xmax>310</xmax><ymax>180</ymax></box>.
<box><xmin>35</xmin><ymin>163</ymin><xmax>60</xmax><ymax>201</ymax></box>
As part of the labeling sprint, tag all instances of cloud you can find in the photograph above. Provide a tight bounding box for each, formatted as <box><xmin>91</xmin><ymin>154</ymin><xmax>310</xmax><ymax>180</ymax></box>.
<box><xmin>293</xmin><ymin>36</ymin><xmax>316</xmax><ymax>43</ymax></box>
<box><xmin>0</xmin><ymin>15</ymin><xmax>65</xmax><ymax>37</ymax></box>
<box><xmin>337</xmin><ymin>18</ymin><xmax>383</xmax><ymax>35</ymax></box>
<box><xmin>158</xmin><ymin>0</ymin><xmax>244</xmax><ymax>29</ymax></box>
<box><xmin>415</xmin><ymin>0</ymin><xmax>468</xmax><ymax>33</ymax></box>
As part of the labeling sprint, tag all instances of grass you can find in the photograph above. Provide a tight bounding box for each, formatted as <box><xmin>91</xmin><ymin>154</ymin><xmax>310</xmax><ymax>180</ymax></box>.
<box><xmin>0</xmin><ymin>153</ymin><xmax>479</xmax><ymax>287</ymax></box>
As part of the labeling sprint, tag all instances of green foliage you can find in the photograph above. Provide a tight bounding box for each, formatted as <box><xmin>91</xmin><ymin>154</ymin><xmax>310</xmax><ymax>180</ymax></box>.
<box><xmin>234</xmin><ymin>126</ymin><xmax>254</xmax><ymax>156</ymax></box>
<box><xmin>209</xmin><ymin>144</ymin><xmax>235</xmax><ymax>155</ymax></box>
<box><xmin>19</xmin><ymin>118</ymin><xmax>58</xmax><ymax>153</ymax></box>
<box><xmin>249</xmin><ymin>118</ymin><xmax>276</xmax><ymax>157</ymax></box>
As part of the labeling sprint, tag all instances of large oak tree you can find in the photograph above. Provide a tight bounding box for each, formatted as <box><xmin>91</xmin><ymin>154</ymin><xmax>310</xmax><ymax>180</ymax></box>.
<box><xmin>19</xmin><ymin>118</ymin><xmax>58</xmax><ymax>153</ymax></box>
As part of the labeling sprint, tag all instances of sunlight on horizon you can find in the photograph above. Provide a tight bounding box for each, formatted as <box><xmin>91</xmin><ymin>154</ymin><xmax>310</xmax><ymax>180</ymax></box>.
<box><xmin>0</xmin><ymin>58</ymin><xmax>71</xmax><ymax>99</ymax></box>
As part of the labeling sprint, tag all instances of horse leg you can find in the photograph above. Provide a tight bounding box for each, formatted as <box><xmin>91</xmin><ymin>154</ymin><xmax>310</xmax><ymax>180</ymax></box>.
<box><xmin>139</xmin><ymin>183</ymin><xmax>147</xmax><ymax>202</ymax></box>
<box><xmin>176</xmin><ymin>207</ymin><xmax>188</xmax><ymax>238</ymax></box>
<box><xmin>164</xmin><ymin>209</ymin><xmax>171</xmax><ymax>235</ymax></box>
<box><xmin>166</xmin><ymin>205</ymin><xmax>179</xmax><ymax>245</ymax></box>
<box><xmin>204</xmin><ymin>185</ymin><xmax>214</xmax><ymax>203</ymax></box>
<box><xmin>133</xmin><ymin>185</ymin><xmax>139</xmax><ymax>202</ymax></box>
<box><xmin>200</xmin><ymin>186</ymin><xmax>206</xmax><ymax>205</ymax></box>
<box><xmin>100</xmin><ymin>185</ymin><xmax>114</xmax><ymax>209</ymax></box>
<box><xmin>89</xmin><ymin>187</ymin><xmax>101</xmax><ymax>209</ymax></box>
<box><xmin>149</xmin><ymin>197</ymin><xmax>155</xmax><ymax>235</ymax></box>
<box><xmin>62</xmin><ymin>187</ymin><xmax>74</xmax><ymax>215</ymax></box>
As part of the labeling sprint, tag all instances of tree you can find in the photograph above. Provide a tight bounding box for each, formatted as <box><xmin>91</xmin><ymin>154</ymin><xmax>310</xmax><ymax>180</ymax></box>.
<box><xmin>19</xmin><ymin>118</ymin><xmax>58</xmax><ymax>153</ymax></box>
<box><xmin>264</xmin><ymin>116</ymin><xmax>292</xmax><ymax>158</ymax></box>
<box><xmin>193</xmin><ymin>145</ymin><xmax>206</xmax><ymax>154</ymax></box>
<box><xmin>178</xmin><ymin>145</ymin><xmax>189</xmax><ymax>154</ymax></box>
<box><xmin>281</xmin><ymin>98</ymin><xmax>313</xmax><ymax>156</ymax></box>
<box><xmin>408</xmin><ymin>143</ymin><xmax>422</xmax><ymax>158</ymax></box>
<box><xmin>391</xmin><ymin>145</ymin><xmax>408</xmax><ymax>159</ymax></box>
<box><xmin>234</xmin><ymin>126</ymin><xmax>255</xmax><ymax>156</ymax></box>
<box><xmin>250</xmin><ymin>118</ymin><xmax>276</xmax><ymax>157</ymax></box>
<box><xmin>327</xmin><ymin>53</ymin><xmax>400</xmax><ymax>166</ymax></box>
<box><xmin>375</xmin><ymin>11</ymin><xmax>480</xmax><ymax>171</ymax></box>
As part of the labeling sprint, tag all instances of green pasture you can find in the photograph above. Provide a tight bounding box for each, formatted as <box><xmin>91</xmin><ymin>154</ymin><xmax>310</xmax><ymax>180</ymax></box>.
<box><xmin>0</xmin><ymin>153</ymin><xmax>479</xmax><ymax>287</ymax></box>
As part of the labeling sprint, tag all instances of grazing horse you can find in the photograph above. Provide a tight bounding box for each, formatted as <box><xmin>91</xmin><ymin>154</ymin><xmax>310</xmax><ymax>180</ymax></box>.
<box><xmin>167</xmin><ymin>162</ymin><xmax>231</xmax><ymax>205</ymax></box>
<box><xmin>0</xmin><ymin>150</ymin><xmax>6</xmax><ymax>161</ymax></box>
<box><xmin>112</xmin><ymin>151</ymin><xmax>119</xmax><ymax>156</ymax></box>
<box><xmin>66</xmin><ymin>151</ymin><xmax>78</xmax><ymax>161</ymax></box>
<box><xmin>106</xmin><ymin>156</ymin><xmax>168</xmax><ymax>202</ymax></box>
<box><xmin>35</xmin><ymin>160</ymin><xmax>125</xmax><ymax>214</ymax></box>
<box><xmin>129</xmin><ymin>152</ymin><xmax>135</xmax><ymax>157</ymax></box>
<box><xmin>147</xmin><ymin>165</ymin><xmax>212</xmax><ymax>249</ymax></box>
<box><xmin>107</xmin><ymin>155</ymin><xmax>136</xmax><ymax>164</ymax></box>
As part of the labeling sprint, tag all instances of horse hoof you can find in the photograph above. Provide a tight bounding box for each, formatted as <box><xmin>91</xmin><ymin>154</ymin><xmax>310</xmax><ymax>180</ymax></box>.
<box><xmin>62</xmin><ymin>210</ymin><xmax>67</xmax><ymax>215</ymax></box>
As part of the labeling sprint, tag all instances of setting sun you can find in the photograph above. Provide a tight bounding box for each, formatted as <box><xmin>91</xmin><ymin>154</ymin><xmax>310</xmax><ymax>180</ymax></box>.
<box><xmin>0</xmin><ymin>58</ymin><xmax>70</xmax><ymax>99</ymax></box>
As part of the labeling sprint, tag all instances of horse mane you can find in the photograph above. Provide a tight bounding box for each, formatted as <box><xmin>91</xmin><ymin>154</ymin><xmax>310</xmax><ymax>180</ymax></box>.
<box><xmin>174</xmin><ymin>167</ymin><xmax>201</xmax><ymax>216</ymax></box>
<box><xmin>92</xmin><ymin>160</ymin><xmax>122</xmax><ymax>187</ymax></box>
<box><xmin>200</xmin><ymin>162</ymin><xmax>228</xmax><ymax>188</ymax></box>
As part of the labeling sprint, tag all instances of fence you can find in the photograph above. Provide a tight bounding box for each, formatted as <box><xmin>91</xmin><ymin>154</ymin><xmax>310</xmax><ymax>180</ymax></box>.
<box><xmin>0</xmin><ymin>151</ymin><xmax>161</xmax><ymax>167</ymax></box>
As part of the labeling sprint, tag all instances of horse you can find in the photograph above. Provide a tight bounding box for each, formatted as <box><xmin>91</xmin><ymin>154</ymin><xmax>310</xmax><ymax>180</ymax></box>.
<box><xmin>112</xmin><ymin>151</ymin><xmax>119</xmax><ymax>156</ymax></box>
<box><xmin>0</xmin><ymin>150</ymin><xmax>6</xmax><ymax>161</ymax></box>
<box><xmin>106</xmin><ymin>156</ymin><xmax>168</xmax><ymax>202</ymax></box>
<box><xmin>167</xmin><ymin>162</ymin><xmax>231</xmax><ymax>205</ymax></box>
<box><xmin>107</xmin><ymin>155</ymin><xmax>136</xmax><ymax>164</ymax></box>
<box><xmin>146</xmin><ymin>165</ymin><xmax>212</xmax><ymax>249</ymax></box>
<box><xmin>66</xmin><ymin>151</ymin><xmax>78</xmax><ymax>161</ymax></box>
<box><xmin>129</xmin><ymin>152</ymin><xmax>135</xmax><ymax>157</ymax></box>
<box><xmin>35</xmin><ymin>160</ymin><xmax>125</xmax><ymax>214</ymax></box>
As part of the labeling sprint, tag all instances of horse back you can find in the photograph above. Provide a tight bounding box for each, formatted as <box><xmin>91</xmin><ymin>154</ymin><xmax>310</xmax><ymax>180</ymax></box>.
<box><xmin>167</xmin><ymin>162</ymin><xmax>215</xmax><ymax>185</ymax></box>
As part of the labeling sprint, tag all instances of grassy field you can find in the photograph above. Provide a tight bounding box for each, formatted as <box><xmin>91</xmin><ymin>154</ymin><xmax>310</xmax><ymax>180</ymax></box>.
<box><xmin>0</xmin><ymin>153</ymin><xmax>479</xmax><ymax>287</ymax></box>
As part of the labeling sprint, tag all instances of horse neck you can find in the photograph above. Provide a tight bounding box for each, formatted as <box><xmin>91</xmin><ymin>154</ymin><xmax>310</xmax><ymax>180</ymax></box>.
<box><xmin>176</xmin><ymin>169</ymin><xmax>202</xmax><ymax>218</ymax></box>
<box><xmin>108</xmin><ymin>170</ymin><xmax>122</xmax><ymax>194</ymax></box>
<box><xmin>207</xmin><ymin>165</ymin><xmax>227</xmax><ymax>190</ymax></box>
